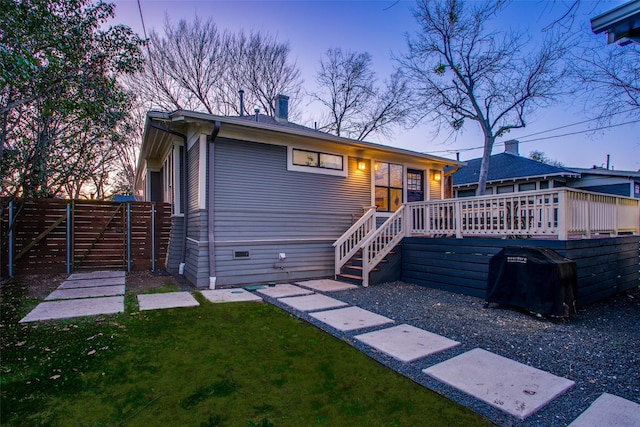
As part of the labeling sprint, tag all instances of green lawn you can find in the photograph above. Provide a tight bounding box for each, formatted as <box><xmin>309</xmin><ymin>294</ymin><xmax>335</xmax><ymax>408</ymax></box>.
<box><xmin>0</xmin><ymin>280</ymin><xmax>493</xmax><ymax>427</ymax></box>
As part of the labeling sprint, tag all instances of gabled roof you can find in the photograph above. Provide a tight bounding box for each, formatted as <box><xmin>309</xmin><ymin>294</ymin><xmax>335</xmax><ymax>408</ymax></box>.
<box><xmin>452</xmin><ymin>152</ymin><xmax>579</xmax><ymax>187</ymax></box>
<box><xmin>136</xmin><ymin>109</ymin><xmax>463</xmax><ymax>188</ymax></box>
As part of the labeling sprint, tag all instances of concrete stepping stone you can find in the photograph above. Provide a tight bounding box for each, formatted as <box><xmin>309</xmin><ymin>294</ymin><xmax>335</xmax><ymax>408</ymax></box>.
<box><xmin>355</xmin><ymin>324</ymin><xmax>460</xmax><ymax>363</ymax></box>
<box><xmin>200</xmin><ymin>289</ymin><xmax>263</xmax><ymax>303</ymax></box>
<box><xmin>309</xmin><ymin>306</ymin><xmax>394</xmax><ymax>332</ymax></box>
<box><xmin>278</xmin><ymin>294</ymin><xmax>348</xmax><ymax>311</ymax></box>
<box><xmin>296</xmin><ymin>279</ymin><xmax>358</xmax><ymax>292</ymax></box>
<box><xmin>20</xmin><ymin>296</ymin><xmax>124</xmax><ymax>323</ymax></box>
<box><xmin>59</xmin><ymin>276</ymin><xmax>125</xmax><ymax>289</ymax></box>
<box><xmin>137</xmin><ymin>292</ymin><xmax>199</xmax><ymax>311</ymax></box>
<box><xmin>46</xmin><ymin>285</ymin><xmax>125</xmax><ymax>301</ymax></box>
<box><xmin>568</xmin><ymin>393</ymin><xmax>640</xmax><ymax>427</ymax></box>
<box><xmin>255</xmin><ymin>284</ymin><xmax>313</xmax><ymax>298</ymax></box>
<box><xmin>423</xmin><ymin>348</ymin><xmax>574</xmax><ymax>420</ymax></box>
<box><xmin>66</xmin><ymin>271</ymin><xmax>125</xmax><ymax>281</ymax></box>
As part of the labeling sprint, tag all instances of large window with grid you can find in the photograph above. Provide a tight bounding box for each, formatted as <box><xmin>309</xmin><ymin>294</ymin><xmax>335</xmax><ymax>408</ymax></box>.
<box><xmin>375</xmin><ymin>161</ymin><xmax>403</xmax><ymax>212</ymax></box>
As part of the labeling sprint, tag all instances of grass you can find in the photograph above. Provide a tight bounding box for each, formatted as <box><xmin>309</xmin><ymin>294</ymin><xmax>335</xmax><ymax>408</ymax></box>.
<box><xmin>1</xmin><ymin>278</ymin><xmax>493</xmax><ymax>427</ymax></box>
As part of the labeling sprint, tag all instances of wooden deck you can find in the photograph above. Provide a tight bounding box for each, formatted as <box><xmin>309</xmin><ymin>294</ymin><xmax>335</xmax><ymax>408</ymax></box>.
<box><xmin>335</xmin><ymin>188</ymin><xmax>639</xmax><ymax>288</ymax></box>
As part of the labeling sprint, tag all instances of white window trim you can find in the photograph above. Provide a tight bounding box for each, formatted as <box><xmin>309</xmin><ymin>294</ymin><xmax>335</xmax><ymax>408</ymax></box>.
<box><xmin>287</xmin><ymin>146</ymin><xmax>348</xmax><ymax>177</ymax></box>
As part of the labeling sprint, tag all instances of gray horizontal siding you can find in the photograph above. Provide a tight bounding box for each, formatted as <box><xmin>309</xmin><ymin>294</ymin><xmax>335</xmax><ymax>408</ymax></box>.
<box><xmin>211</xmin><ymin>138</ymin><xmax>371</xmax><ymax>286</ymax></box>
<box><xmin>185</xmin><ymin>238</ymin><xmax>209</xmax><ymax>288</ymax></box>
<box><xmin>165</xmin><ymin>216</ymin><xmax>184</xmax><ymax>273</ymax></box>
<box><xmin>187</xmin><ymin>141</ymin><xmax>200</xmax><ymax>212</ymax></box>
<box><xmin>214</xmin><ymin>241</ymin><xmax>334</xmax><ymax>287</ymax></box>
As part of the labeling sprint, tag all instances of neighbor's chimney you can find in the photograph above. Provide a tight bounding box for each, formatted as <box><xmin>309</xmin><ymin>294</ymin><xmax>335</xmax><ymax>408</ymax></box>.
<box><xmin>274</xmin><ymin>94</ymin><xmax>289</xmax><ymax>123</ymax></box>
<box><xmin>239</xmin><ymin>89</ymin><xmax>244</xmax><ymax>116</ymax></box>
<box><xmin>504</xmin><ymin>139</ymin><xmax>519</xmax><ymax>155</ymax></box>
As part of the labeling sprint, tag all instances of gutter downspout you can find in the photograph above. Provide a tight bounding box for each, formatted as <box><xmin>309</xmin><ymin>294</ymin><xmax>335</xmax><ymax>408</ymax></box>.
<box><xmin>207</xmin><ymin>121</ymin><xmax>221</xmax><ymax>288</ymax></box>
<box><xmin>148</xmin><ymin>120</ymin><xmax>188</xmax><ymax>269</ymax></box>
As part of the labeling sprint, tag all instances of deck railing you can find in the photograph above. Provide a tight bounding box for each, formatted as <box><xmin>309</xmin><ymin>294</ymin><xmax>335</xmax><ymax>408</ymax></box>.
<box><xmin>333</xmin><ymin>207</ymin><xmax>376</xmax><ymax>276</ymax></box>
<box><xmin>361</xmin><ymin>205</ymin><xmax>406</xmax><ymax>287</ymax></box>
<box><xmin>333</xmin><ymin>188</ymin><xmax>638</xmax><ymax>287</ymax></box>
<box><xmin>406</xmin><ymin>188</ymin><xmax>640</xmax><ymax>239</ymax></box>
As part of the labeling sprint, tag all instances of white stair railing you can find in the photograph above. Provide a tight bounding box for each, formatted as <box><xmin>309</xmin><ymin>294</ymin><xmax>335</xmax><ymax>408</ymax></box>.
<box><xmin>360</xmin><ymin>205</ymin><xmax>406</xmax><ymax>287</ymax></box>
<box><xmin>333</xmin><ymin>207</ymin><xmax>376</xmax><ymax>276</ymax></box>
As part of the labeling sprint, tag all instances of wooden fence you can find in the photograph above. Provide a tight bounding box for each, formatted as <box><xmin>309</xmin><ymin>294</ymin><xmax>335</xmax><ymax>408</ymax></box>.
<box><xmin>1</xmin><ymin>199</ymin><xmax>171</xmax><ymax>276</ymax></box>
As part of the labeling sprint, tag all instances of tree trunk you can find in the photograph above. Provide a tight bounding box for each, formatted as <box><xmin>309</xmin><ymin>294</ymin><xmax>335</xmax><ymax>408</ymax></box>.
<box><xmin>476</xmin><ymin>134</ymin><xmax>495</xmax><ymax>196</ymax></box>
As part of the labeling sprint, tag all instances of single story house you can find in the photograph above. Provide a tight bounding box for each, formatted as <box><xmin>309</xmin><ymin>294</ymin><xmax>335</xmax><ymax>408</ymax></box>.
<box><xmin>451</xmin><ymin>140</ymin><xmax>640</xmax><ymax>200</ymax></box>
<box><xmin>451</xmin><ymin>140</ymin><xmax>580</xmax><ymax>197</ymax></box>
<box><xmin>566</xmin><ymin>167</ymin><xmax>640</xmax><ymax>199</ymax></box>
<box><xmin>135</xmin><ymin>95</ymin><xmax>460</xmax><ymax>288</ymax></box>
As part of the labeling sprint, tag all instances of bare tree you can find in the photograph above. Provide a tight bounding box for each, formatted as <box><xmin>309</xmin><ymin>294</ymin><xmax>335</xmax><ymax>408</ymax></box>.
<box><xmin>573</xmin><ymin>44</ymin><xmax>639</xmax><ymax>121</ymax></box>
<box><xmin>399</xmin><ymin>0</ymin><xmax>568</xmax><ymax>195</ymax></box>
<box><xmin>529</xmin><ymin>150</ymin><xmax>564</xmax><ymax>167</ymax></box>
<box><xmin>133</xmin><ymin>17</ymin><xmax>302</xmax><ymax>118</ymax></box>
<box><xmin>311</xmin><ymin>48</ymin><xmax>412</xmax><ymax>140</ymax></box>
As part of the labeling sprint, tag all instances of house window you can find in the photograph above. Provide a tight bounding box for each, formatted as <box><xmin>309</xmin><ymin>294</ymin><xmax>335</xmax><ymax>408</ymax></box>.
<box><xmin>540</xmin><ymin>181</ymin><xmax>549</xmax><ymax>190</ymax></box>
<box><xmin>457</xmin><ymin>189</ymin><xmax>476</xmax><ymax>198</ymax></box>
<box><xmin>519</xmin><ymin>182</ymin><xmax>536</xmax><ymax>192</ymax></box>
<box><xmin>375</xmin><ymin>161</ymin><xmax>403</xmax><ymax>212</ymax></box>
<box><xmin>287</xmin><ymin>147</ymin><xmax>347</xmax><ymax>177</ymax></box>
<box><xmin>497</xmin><ymin>184</ymin><xmax>514</xmax><ymax>194</ymax></box>
<box><xmin>292</xmin><ymin>149</ymin><xmax>343</xmax><ymax>170</ymax></box>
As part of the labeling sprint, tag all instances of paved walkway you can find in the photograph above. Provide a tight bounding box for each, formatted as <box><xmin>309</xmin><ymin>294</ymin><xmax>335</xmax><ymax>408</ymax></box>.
<box><xmin>20</xmin><ymin>271</ymin><xmax>126</xmax><ymax>323</ymax></box>
<box><xmin>19</xmin><ymin>276</ymin><xmax>640</xmax><ymax>426</ymax></box>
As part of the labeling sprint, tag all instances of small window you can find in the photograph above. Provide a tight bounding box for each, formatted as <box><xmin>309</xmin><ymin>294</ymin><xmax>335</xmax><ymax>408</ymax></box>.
<box><xmin>497</xmin><ymin>185</ymin><xmax>514</xmax><ymax>194</ymax></box>
<box><xmin>288</xmin><ymin>147</ymin><xmax>347</xmax><ymax>177</ymax></box>
<box><xmin>519</xmin><ymin>182</ymin><xmax>536</xmax><ymax>192</ymax></box>
<box><xmin>457</xmin><ymin>189</ymin><xmax>476</xmax><ymax>198</ymax></box>
<box><xmin>540</xmin><ymin>181</ymin><xmax>549</xmax><ymax>190</ymax></box>
<box><xmin>292</xmin><ymin>149</ymin><xmax>343</xmax><ymax>170</ymax></box>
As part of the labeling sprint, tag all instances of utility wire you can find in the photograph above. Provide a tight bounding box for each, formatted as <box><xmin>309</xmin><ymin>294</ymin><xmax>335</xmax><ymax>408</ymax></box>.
<box><xmin>427</xmin><ymin>114</ymin><xmax>639</xmax><ymax>155</ymax></box>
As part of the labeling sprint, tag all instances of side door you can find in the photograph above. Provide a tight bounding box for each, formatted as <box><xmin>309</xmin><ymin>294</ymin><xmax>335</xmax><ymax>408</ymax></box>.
<box><xmin>407</xmin><ymin>169</ymin><xmax>424</xmax><ymax>203</ymax></box>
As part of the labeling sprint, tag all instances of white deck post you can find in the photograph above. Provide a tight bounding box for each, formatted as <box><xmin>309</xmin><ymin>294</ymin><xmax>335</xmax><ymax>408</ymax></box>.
<box><xmin>455</xmin><ymin>200</ymin><xmax>463</xmax><ymax>238</ymax></box>
<box><xmin>557</xmin><ymin>189</ymin><xmax>568</xmax><ymax>240</ymax></box>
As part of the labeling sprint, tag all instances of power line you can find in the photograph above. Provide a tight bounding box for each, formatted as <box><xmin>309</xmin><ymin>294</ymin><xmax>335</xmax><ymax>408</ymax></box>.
<box><xmin>426</xmin><ymin>115</ymin><xmax>639</xmax><ymax>156</ymax></box>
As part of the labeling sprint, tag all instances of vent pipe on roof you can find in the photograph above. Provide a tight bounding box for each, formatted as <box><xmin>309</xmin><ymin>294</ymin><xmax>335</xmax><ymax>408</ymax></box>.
<box><xmin>254</xmin><ymin>108</ymin><xmax>259</xmax><ymax>122</ymax></box>
<box><xmin>239</xmin><ymin>89</ymin><xmax>244</xmax><ymax>116</ymax></box>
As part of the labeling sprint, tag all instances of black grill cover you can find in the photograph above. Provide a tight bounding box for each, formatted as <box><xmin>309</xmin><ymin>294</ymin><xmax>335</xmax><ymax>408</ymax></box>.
<box><xmin>486</xmin><ymin>247</ymin><xmax>577</xmax><ymax>317</ymax></box>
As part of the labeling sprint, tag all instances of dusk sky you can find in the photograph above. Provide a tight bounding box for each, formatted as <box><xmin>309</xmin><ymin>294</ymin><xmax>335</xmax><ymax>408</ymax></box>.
<box><xmin>112</xmin><ymin>0</ymin><xmax>639</xmax><ymax>171</ymax></box>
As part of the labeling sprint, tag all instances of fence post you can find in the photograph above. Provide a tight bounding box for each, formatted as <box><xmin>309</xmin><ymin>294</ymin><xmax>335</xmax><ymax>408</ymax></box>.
<box><xmin>151</xmin><ymin>203</ymin><xmax>156</xmax><ymax>272</ymax></box>
<box><xmin>66</xmin><ymin>202</ymin><xmax>71</xmax><ymax>275</ymax></box>
<box><xmin>127</xmin><ymin>203</ymin><xmax>131</xmax><ymax>273</ymax></box>
<box><xmin>8</xmin><ymin>201</ymin><xmax>14</xmax><ymax>277</ymax></box>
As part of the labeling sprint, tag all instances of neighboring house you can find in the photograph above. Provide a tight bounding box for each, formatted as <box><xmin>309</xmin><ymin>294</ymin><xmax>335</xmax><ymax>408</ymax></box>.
<box><xmin>591</xmin><ymin>0</ymin><xmax>640</xmax><ymax>45</ymax></box>
<box><xmin>135</xmin><ymin>95</ymin><xmax>459</xmax><ymax>288</ymax></box>
<box><xmin>451</xmin><ymin>140</ymin><xmax>579</xmax><ymax>197</ymax></box>
<box><xmin>566</xmin><ymin>167</ymin><xmax>640</xmax><ymax>199</ymax></box>
<box><xmin>450</xmin><ymin>140</ymin><xmax>640</xmax><ymax>200</ymax></box>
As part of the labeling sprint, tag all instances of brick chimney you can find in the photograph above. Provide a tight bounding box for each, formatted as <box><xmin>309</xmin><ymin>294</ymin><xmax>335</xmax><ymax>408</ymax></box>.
<box><xmin>274</xmin><ymin>94</ymin><xmax>289</xmax><ymax>123</ymax></box>
<box><xmin>504</xmin><ymin>139</ymin><xmax>519</xmax><ymax>155</ymax></box>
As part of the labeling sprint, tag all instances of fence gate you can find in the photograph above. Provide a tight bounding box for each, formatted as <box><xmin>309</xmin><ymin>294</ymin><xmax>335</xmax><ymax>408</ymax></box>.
<box><xmin>1</xmin><ymin>199</ymin><xmax>171</xmax><ymax>276</ymax></box>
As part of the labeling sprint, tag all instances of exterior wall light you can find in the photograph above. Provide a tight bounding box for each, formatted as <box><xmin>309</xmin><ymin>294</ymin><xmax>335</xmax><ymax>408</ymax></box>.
<box><xmin>357</xmin><ymin>160</ymin><xmax>366</xmax><ymax>171</ymax></box>
<box><xmin>433</xmin><ymin>171</ymin><xmax>442</xmax><ymax>181</ymax></box>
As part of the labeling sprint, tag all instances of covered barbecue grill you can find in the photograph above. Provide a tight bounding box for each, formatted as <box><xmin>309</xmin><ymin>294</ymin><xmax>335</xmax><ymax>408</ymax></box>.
<box><xmin>486</xmin><ymin>247</ymin><xmax>577</xmax><ymax>317</ymax></box>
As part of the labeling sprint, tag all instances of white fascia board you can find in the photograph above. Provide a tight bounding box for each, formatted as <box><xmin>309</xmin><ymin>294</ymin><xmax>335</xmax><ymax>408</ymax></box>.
<box><xmin>164</xmin><ymin>109</ymin><xmax>463</xmax><ymax>168</ymax></box>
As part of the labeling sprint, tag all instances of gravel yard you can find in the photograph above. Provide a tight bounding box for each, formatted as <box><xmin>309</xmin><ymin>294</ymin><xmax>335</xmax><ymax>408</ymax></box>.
<box><xmin>280</xmin><ymin>281</ymin><xmax>640</xmax><ymax>427</ymax></box>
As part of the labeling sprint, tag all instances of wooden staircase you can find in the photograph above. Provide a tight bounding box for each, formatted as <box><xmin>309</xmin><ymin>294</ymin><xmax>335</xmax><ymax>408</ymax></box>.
<box><xmin>336</xmin><ymin>246</ymin><xmax>401</xmax><ymax>286</ymax></box>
